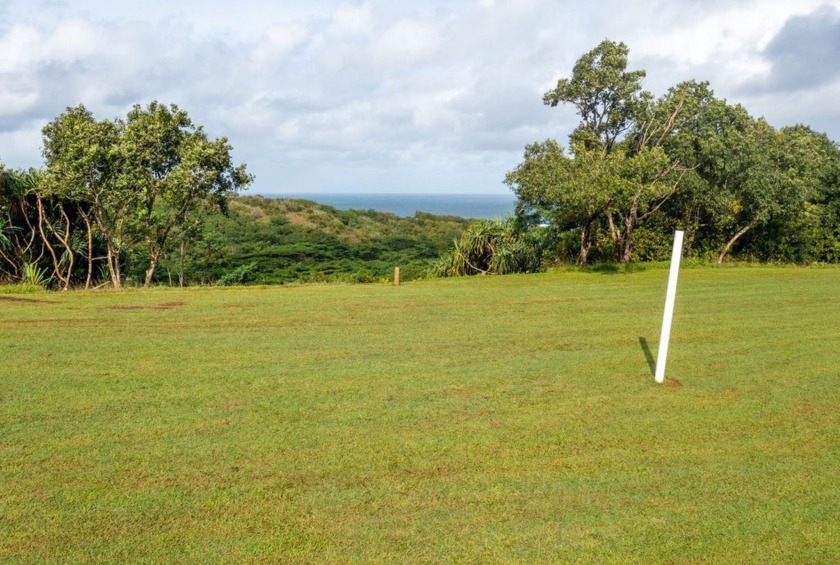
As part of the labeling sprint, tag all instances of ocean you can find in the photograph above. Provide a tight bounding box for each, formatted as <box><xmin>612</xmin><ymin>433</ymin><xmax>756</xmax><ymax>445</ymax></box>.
<box><xmin>258</xmin><ymin>193</ymin><xmax>517</xmax><ymax>219</ymax></box>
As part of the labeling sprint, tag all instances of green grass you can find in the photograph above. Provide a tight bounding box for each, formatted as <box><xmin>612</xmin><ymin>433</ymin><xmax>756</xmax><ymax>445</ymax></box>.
<box><xmin>1</xmin><ymin>266</ymin><xmax>839</xmax><ymax>563</ymax></box>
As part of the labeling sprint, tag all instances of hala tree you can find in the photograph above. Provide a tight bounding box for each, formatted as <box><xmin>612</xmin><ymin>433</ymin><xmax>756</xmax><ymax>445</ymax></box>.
<box><xmin>433</xmin><ymin>217</ymin><xmax>542</xmax><ymax>276</ymax></box>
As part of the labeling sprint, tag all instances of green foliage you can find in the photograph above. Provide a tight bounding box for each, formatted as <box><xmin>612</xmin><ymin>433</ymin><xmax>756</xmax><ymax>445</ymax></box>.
<box><xmin>434</xmin><ymin>217</ymin><xmax>542</xmax><ymax>276</ymax></box>
<box><xmin>41</xmin><ymin>105</ymin><xmax>125</xmax><ymax>287</ymax></box>
<box><xmin>119</xmin><ymin>101</ymin><xmax>253</xmax><ymax>286</ymax></box>
<box><xmin>170</xmin><ymin>196</ymin><xmax>471</xmax><ymax>285</ymax></box>
<box><xmin>543</xmin><ymin>39</ymin><xmax>649</xmax><ymax>151</ymax></box>
<box><xmin>216</xmin><ymin>262</ymin><xmax>258</xmax><ymax>286</ymax></box>
<box><xmin>20</xmin><ymin>262</ymin><xmax>49</xmax><ymax>287</ymax></box>
<box><xmin>512</xmin><ymin>39</ymin><xmax>840</xmax><ymax>267</ymax></box>
<box><xmin>39</xmin><ymin>102</ymin><xmax>250</xmax><ymax>288</ymax></box>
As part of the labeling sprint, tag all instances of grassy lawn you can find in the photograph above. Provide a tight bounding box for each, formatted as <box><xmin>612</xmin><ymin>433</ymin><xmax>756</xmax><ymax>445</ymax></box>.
<box><xmin>1</xmin><ymin>266</ymin><xmax>838</xmax><ymax>563</ymax></box>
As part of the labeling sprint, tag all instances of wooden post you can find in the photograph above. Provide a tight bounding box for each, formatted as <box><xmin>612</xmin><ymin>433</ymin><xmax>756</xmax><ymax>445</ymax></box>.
<box><xmin>394</xmin><ymin>266</ymin><xmax>400</xmax><ymax>287</ymax></box>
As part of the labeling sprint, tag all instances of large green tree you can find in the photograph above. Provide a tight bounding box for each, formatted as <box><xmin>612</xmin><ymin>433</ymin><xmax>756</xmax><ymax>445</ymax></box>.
<box><xmin>543</xmin><ymin>39</ymin><xmax>649</xmax><ymax>152</ymax></box>
<box><xmin>512</xmin><ymin>41</ymin><xmax>693</xmax><ymax>263</ymax></box>
<box><xmin>118</xmin><ymin>102</ymin><xmax>253</xmax><ymax>286</ymax></box>
<box><xmin>42</xmin><ymin>105</ymin><xmax>126</xmax><ymax>287</ymax></box>
<box><xmin>41</xmin><ymin>102</ymin><xmax>252</xmax><ymax>288</ymax></box>
<box><xmin>507</xmin><ymin>140</ymin><xmax>614</xmax><ymax>265</ymax></box>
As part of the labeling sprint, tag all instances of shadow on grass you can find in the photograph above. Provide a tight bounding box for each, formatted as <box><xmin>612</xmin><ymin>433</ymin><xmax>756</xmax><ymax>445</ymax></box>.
<box><xmin>638</xmin><ymin>336</ymin><xmax>655</xmax><ymax>376</ymax></box>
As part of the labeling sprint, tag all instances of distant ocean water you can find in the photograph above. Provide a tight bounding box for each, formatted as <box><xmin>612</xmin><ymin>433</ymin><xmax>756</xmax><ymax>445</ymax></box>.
<box><xmin>258</xmin><ymin>193</ymin><xmax>517</xmax><ymax>219</ymax></box>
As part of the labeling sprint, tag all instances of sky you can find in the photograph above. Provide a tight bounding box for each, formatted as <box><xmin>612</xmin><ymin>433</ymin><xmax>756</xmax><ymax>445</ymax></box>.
<box><xmin>2</xmin><ymin>0</ymin><xmax>840</xmax><ymax>195</ymax></box>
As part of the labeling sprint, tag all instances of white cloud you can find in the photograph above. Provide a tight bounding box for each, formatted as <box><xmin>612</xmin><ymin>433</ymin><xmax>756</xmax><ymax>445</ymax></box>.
<box><xmin>251</xmin><ymin>21</ymin><xmax>310</xmax><ymax>66</ymax></box>
<box><xmin>329</xmin><ymin>2</ymin><xmax>373</xmax><ymax>37</ymax></box>
<box><xmin>0</xmin><ymin>0</ymin><xmax>839</xmax><ymax>194</ymax></box>
<box><xmin>0</xmin><ymin>124</ymin><xmax>43</xmax><ymax>168</ymax></box>
<box><xmin>0</xmin><ymin>24</ymin><xmax>42</xmax><ymax>73</ymax></box>
<box><xmin>370</xmin><ymin>18</ymin><xmax>439</xmax><ymax>64</ymax></box>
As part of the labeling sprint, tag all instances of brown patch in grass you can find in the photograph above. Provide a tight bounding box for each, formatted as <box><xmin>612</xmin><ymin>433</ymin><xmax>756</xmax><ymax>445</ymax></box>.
<box><xmin>103</xmin><ymin>301</ymin><xmax>185</xmax><ymax>312</ymax></box>
<box><xmin>151</xmin><ymin>301</ymin><xmax>185</xmax><ymax>311</ymax></box>
<box><xmin>639</xmin><ymin>374</ymin><xmax>682</xmax><ymax>388</ymax></box>
<box><xmin>0</xmin><ymin>296</ymin><xmax>55</xmax><ymax>304</ymax></box>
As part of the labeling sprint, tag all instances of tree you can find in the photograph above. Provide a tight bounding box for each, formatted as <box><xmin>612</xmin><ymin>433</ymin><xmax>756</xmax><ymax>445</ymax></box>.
<box><xmin>543</xmin><ymin>39</ymin><xmax>649</xmax><ymax>152</ymax></box>
<box><xmin>774</xmin><ymin>126</ymin><xmax>840</xmax><ymax>262</ymax></box>
<box><xmin>42</xmin><ymin>105</ymin><xmax>126</xmax><ymax>287</ymax></box>
<box><xmin>682</xmin><ymin>101</ymin><xmax>798</xmax><ymax>263</ymax></box>
<box><xmin>506</xmin><ymin>140</ymin><xmax>613</xmax><ymax>265</ymax></box>
<box><xmin>514</xmin><ymin>41</ymin><xmax>691</xmax><ymax>263</ymax></box>
<box><xmin>603</xmin><ymin>145</ymin><xmax>684</xmax><ymax>263</ymax></box>
<box><xmin>0</xmin><ymin>163</ymin><xmax>15</xmax><ymax>280</ymax></box>
<box><xmin>41</xmin><ymin>102</ymin><xmax>252</xmax><ymax>288</ymax></box>
<box><xmin>118</xmin><ymin>102</ymin><xmax>253</xmax><ymax>287</ymax></box>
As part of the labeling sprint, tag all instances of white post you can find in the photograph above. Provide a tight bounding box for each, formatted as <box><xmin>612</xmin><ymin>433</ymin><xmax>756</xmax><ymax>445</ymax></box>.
<box><xmin>655</xmin><ymin>230</ymin><xmax>684</xmax><ymax>383</ymax></box>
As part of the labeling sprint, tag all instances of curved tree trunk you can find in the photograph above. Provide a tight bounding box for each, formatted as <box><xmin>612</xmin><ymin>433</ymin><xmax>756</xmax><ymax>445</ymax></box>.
<box><xmin>718</xmin><ymin>218</ymin><xmax>759</xmax><ymax>264</ymax></box>
<box><xmin>80</xmin><ymin>210</ymin><xmax>93</xmax><ymax>289</ymax></box>
<box><xmin>577</xmin><ymin>223</ymin><xmax>592</xmax><ymax>265</ymax></box>
<box><xmin>106</xmin><ymin>245</ymin><xmax>121</xmax><ymax>289</ymax></box>
<box><xmin>144</xmin><ymin>251</ymin><xmax>161</xmax><ymax>287</ymax></box>
<box><xmin>36</xmin><ymin>196</ymin><xmax>72</xmax><ymax>290</ymax></box>
<box><xmin>90</xmin><ymin>194</ymin><xmax>122</xmax><ymax>289</ymax></box>
<box><xmin>607</xmin><ymin>213</ymin><xmax>623</xmax><ymax>262</ymax></box>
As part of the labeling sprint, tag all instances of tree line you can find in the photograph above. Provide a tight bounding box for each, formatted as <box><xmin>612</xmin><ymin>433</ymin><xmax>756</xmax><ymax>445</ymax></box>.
<box><xmin>441</xmin><ymin>40</ymin><xmax>840</xmax><ymax>275</ymax></box>
<box><xmin>0</xmin><ymin>102</ymin><xmax>251</xmax><ymax>289</ymax></box>
<box><xmin>5</xmin><ymin>42</ymin><xmax>840</xmax><ymax>289</ymax></box>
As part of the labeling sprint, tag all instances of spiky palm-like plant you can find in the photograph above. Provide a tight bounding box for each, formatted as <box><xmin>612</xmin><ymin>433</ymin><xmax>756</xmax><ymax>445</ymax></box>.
<box><xmin>21</xmin><ymin>262</ymin><xmax>50</xmax><ymax>287</ymax></box>
<box><xmin>433</xmin><ymin>218</ymin><xmax>542</xmax><ymax>277</ymax></box>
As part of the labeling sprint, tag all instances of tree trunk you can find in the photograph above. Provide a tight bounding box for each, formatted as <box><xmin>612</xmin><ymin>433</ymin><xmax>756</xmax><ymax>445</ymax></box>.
<box><xmin>718</xmin><ymin>218</ymin><xmax>759</xmax><ymax>264</ymax></box>
<box><xmin>178</xmin><ymin>239</ymin><xmax>186</xmax><ymax>287</ymax></box>
<box><xmin>91</xmin><ymin>201</ymin><xmax>121</xmax><ymax>288</ymax></box>
<box><xmin>607</xmin><ymin>213</ymin><xmax>623</xmax><ymax>262</ymax></box>
<box><xmin>80</xmin><ymin>210</ymin><xmax>93</xmax><ymax>289</ymax></box>
<box><xmin>106</xmin><ymin>244</ymin><xmax>121</xmax><ymax>288</ymax></box>
<box><xmin>57</xmin><ymin>204</ymin><xmax>74</xmax><ymax>290</ymax></box>
<box><xmin>621</xmin><ymin>216</ymin><xmax>637</xmax><ymax>263</ymax></box>
<box><xmin>36</xmin><ymin>197</ymin><xmax>70</xmax><ymax>290</ymax></box>
<box><xmin>622</xmin><ymin>230</ymin><xmax>634</xmax><ymax>263</ymax></box>
<box><xmin>620</xmin><ymin>200</ymin><xmax>640</xmax><ymax>264</ymax></box>
<box><xmin>577</xmin><ymin>223</ymin><xmax>592</xmax><ymax>265</ymax></box>
<box><xmin>144</xmin><ymin>252</ymin><xmax>160</xmax><ymax>287</ymax></box>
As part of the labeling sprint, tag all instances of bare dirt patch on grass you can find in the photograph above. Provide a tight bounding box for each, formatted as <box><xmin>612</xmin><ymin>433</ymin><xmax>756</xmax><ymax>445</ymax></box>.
<box><xmin>0</xmin><ymin>296</ymin><xmax>55</xmax><ymax>304</ymax></box>
<box><xmin>151</xmin><ymin>301</ymin><xmax>186</xmax><ymax>311</ymax></box>
<box><xmin>103</xmin><ymin>301</ymin><xmax>185</xmax><ymax>312</ymax></box>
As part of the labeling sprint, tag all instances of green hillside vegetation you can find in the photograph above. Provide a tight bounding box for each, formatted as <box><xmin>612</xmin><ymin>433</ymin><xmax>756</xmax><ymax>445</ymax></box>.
<box><xmin>2</xmin><ymin>266</ymin><xmax>838</xmax><ymax>562</ymax></box>
<box><xmin>176</xmin><ymin>195</ymin><xmax>472</xmax><ymax>285</ymax></box>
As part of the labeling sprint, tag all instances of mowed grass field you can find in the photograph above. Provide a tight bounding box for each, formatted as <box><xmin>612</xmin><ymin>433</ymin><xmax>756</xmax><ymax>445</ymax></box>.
<box><xmin>1</xmin><ymin>266</ymin><xmax>839</xmax><ymax>563</ymax></box>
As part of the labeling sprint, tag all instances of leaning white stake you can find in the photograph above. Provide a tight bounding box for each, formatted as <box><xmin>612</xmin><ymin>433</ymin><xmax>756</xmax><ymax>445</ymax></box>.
<box><xmin>655</xmin><ymin>230</ymin><xmax>684</xmax><ymax>383</ymax></box>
